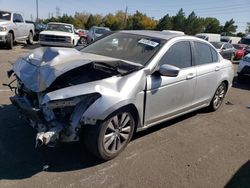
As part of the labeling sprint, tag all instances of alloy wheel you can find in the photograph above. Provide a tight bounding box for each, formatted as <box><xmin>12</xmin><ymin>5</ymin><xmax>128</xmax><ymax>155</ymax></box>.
<box><xmin>103</xmin><ymin>112</ymin><xmax>133</xmax><ymax>154</ymax></box>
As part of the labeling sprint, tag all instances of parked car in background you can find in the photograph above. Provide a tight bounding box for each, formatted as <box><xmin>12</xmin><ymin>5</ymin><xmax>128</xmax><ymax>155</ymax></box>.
<box><xmin>232</xmin><ymin>44</ymin><xmax>247</xmax><ymax>60</ymax></box>
<box><xmin>221</xmin><ymin>36</ymin><xmax>241</xmax><ymax>44</ymax></box>
<box><xmin>237</xmin><ymin>54</ymin><xmax>250</xmax><ymax>83</ymax></box>
<box><xmin>195</xmin><ymin>33</ymin><xmax>221</xmax><ymax>42</ymax></box>
<box><xmin>239</xmin><ymin>35</ymin><xmax>250</xmax><ymax>45</ymax></box>
<box><xmin>9</xmin><ymin>31</ymin><xmax>234</xmax><ymax>160</ymax></box>
<box><xmin>211</xmin><ymin>42</ymin><xmax>235</xmax><ymax>60</ymax></box>
<box><xmin>76</xmin><ymin>29</ymin><xmax>88</xmax><ymax>46</ymax></box>
<box><xmin>26</xmin><ymin>21</ymin><xmax>46</xmax><ymax>41</ymax></box>
<box><xmin>0</xmin><ymin>10</ymin><xmax>34</xmax><ymax>49</ymax></box>
<box><xmin>39</xmin><ymin>22</ymin><xmax>80</xmax><ymax>47</ymax></box>
<box><xmin>87</xmin><ymin>26</ymin><xmax>110</xmax><ymax>43</ymax></box>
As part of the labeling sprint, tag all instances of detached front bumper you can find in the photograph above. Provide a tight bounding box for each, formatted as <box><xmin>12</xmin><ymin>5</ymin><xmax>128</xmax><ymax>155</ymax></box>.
<box><xmin>10</xmin><ymin>95</ymin><xmax>64</xmax><ymax>146</ymax></box>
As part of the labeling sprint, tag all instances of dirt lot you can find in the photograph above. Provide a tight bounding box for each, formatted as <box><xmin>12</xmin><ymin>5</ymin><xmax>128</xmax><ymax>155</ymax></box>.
<box><xmin>0</xmin><ymin>43</ymin><xmax>249</xmax><ymax>188</ymax></box>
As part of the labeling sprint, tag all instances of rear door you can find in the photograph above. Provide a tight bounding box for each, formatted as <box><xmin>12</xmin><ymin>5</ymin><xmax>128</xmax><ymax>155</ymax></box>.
<box><xmin>144</xmin><ymin>40</ymin><xmax>196</xmax><ymax>126</ymax></box>
<box><xmin>192</xmin><ymin>41</ymin><xmax>221</xmax><ymax>106</ymax></box>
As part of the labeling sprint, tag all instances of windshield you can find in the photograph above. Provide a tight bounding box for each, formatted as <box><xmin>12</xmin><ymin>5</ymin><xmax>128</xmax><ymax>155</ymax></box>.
<box><xmin>221</xmin><ymin>38</ymin><xmax>229</xmax><ymax>42</ymax></box>
<box><xmin>211</xmin><ymin>42</ymin><xmax>223</xmax><ymax>49</ymax></box>
<box><xmin>46</xmin><ymin>24</ymin><xmax>73</xmax><ymax>33</ymax></box>
<box><xmin>95</xmin><ymin>28</ymin><xmax>110</xmax><ymax>35</ymax></box>
<box><xmin>241</xmin><ymin>38</ymin><xmax>250</xmax><ymax>45</ymax></box>
<box><xmin>0</xmin><ymin>11</ymin><xmax>11</xmax><ymax>21</ymax></box>
<box><xmin>81</xmin><ymin>33</ymin><xmax>165</xmax><ymax>66</ymax></box>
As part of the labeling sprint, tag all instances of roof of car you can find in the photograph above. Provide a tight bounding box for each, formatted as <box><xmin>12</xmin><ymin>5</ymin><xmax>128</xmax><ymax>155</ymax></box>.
<box><xmin>119</xmin><ymin>30</ymin><xmax>185</xmax><ymax>40</ymax></box>
<box><xmin>48</xmin><ymin>22</ymin><xmax>73</xmax><ymax>26</ymax></box>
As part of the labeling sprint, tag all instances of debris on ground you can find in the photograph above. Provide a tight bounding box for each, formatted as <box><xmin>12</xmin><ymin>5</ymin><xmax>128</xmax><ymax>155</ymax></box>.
<box><xmin>42</xmin><ymin>164</ymin><xmax>50</xmax><ymax>171</ymax></box>
<box><xmin>225</xmin><ymin>101</ymin><xmax>234</xmax><ymax>105</ymax></box>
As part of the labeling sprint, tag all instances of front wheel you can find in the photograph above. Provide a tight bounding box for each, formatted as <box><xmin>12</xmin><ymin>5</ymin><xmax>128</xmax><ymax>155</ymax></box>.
<box><xmin>208</xmin><ymin>82</ymin><xmax>227</xmax><ymax>111</ymax></box>
<box><xmin>6</xmin><ymin>33</ymin><xmax>13</xmax><ymax>49</ymax></box>
<box><xmin>84</xmin><ymin>110</ymin><xmax>135</xmax><ymax>160</ymax></box>
<box><xmin>26</xmin><ymin>31</ymin><xmax>33</xmax><ymax>45</ymax></box>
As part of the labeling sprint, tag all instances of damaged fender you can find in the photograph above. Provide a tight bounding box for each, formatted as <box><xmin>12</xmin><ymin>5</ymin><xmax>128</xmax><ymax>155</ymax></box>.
<box><xmin>42</xmin><ymin>69</ymin><xmax>147</xmax><ymax>128</ymax></box>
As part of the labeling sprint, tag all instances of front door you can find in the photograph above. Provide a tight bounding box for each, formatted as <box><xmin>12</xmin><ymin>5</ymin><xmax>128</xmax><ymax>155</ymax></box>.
<box><xmin>144</xmin><ymin>41</ymin><xmax>196</xmax><ymax>126</ymax></box>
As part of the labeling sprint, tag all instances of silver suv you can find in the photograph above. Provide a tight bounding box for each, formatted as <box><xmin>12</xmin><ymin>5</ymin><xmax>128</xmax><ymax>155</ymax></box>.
<box><xmin>9</xmin><ymin>31</ymin><xmax>234</xmax><ymax>160</ymax></box>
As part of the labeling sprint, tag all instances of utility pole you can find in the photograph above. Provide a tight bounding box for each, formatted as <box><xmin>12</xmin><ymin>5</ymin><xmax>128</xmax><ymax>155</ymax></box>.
<box><xmin>56</xmin><ymin>6</ymin><xmax>61</xmax><ymax>18</ymax></box>
<box><xmin>36</xmin><ymin>0</ymin><xmax>38</xmax><ymax>22</ymax></box>
<box><xmin>124</xmin><ymin>6</ymin><xmax>128</xmax><ymax>25</ymax></box>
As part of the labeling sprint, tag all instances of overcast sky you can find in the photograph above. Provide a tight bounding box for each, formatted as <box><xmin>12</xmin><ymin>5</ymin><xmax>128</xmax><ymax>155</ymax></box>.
<box><xmin>0</xmin><ymin>0</ymin><xmax>249</xmax><ymax>32</ymax></box>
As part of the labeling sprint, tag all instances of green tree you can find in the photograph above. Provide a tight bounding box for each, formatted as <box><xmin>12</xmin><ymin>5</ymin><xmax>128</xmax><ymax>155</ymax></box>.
<box><xmin>184</xmin><ymin>11</ymin><xmax>203</xmax><ymax>35</ymax></box>
<box><xmin>103</xmin><ymin>11</ymin><xmax>126</xmax><ymax>30</ymax></box>
<box><xmin>156</xmin><ymin>14</ymin><xmax>173</xmax><ymax>31</ymax></box>
<box><xmin>245</xmin><ymin>22</ymin><xmax>250</xmax><ymax>33</ymax></box>
<box><xmin>172</xmin><ymin>8</ymin><xmax>185</xmax><ymax>31</ymax></box>
<box><xmin>220</xmin><ymin>19</ymin><xmax>237</xmax><ymax>35</ymax></box>
<box><xmin>127</xmin><ymin>11</ymin><xmax>157</xmax><ymax>30</ymax></box>
<box><xmin>203</xmin><ymin>17</ymin><xmax>221</xmax><ymax>33</ymax></box>
<box><xmin>74</xmin><ymin>12</ymin><xmax>89</xmax><ymax>29</ymax></box>
<box><xmin>85</xmin><ymin>14</ymin><xmax>103</xmax><ymax>29</ymax></box>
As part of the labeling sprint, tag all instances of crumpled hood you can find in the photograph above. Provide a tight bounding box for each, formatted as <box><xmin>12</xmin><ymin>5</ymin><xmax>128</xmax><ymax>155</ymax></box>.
<box><xmin>13</xmin><ymin>47</ymin><xmax>122</xmax><ymax>92</ymax></box>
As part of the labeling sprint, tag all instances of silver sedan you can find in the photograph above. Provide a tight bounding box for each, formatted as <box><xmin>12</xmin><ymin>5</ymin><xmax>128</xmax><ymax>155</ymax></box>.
<box><xmin>9</xmin><ymin>30</ymin><xmax>234</xmax><ymax>160</ymax></box>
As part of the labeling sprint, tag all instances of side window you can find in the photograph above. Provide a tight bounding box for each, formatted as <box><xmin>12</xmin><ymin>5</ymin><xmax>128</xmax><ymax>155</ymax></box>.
<box><xmin>159</xmin><ymin>41</ymin><xmax>192</xmax><ymax>69</ymax></box>
<box><xmin>210</xmin><ymin>47</ymin><xmax>218</xmax><ymax>62</ymax></box>
<box><xmin>13</xmin><ymin>14</ymin><xmax>23</xmax><ymax>22</ymax></box>
<box><xmin>17</xmin><ymin>14</ymin><xmax>23</xmax><ymax>22</ymax></box>
<box><xmin>194</xmin><ymin>42</ymin><xmax>213</xmax><ymax>65</ymax></box>
<box><xmin>13</xmin><ymin>13</ymin><xmax>18</xmax><ymax>22</ymax></box>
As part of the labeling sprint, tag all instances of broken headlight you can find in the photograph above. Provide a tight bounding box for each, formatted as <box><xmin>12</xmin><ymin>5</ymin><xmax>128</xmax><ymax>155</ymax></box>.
<box><xmin>46</xmin><ymin>93</ymin><xmax>101</xmax><ymax>122</ymax></box>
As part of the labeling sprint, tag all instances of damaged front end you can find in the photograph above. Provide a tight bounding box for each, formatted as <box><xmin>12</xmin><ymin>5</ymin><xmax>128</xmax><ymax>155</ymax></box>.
<box><xmin>10</xmin><ymin>79</ymin><xmax>101</xmax><ymax>147</ymax></box>
<box><xmin>8</xmin><ymin>47</ymin><xmax>144</xmax><ymax>148</ymax></box>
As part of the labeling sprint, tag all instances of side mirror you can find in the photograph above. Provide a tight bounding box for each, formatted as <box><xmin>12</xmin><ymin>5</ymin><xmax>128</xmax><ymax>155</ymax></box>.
<box><xmin>159</xmin><ymin>64</ymin><xmax>180</xmax><ymax>77</ymax></box>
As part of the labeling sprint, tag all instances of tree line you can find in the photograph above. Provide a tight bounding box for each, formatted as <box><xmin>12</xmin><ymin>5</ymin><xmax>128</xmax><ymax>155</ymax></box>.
<box><xmin>39</xmin><ymin>8</ymin><xmax>247</xmax><ymax>37</ymax></box>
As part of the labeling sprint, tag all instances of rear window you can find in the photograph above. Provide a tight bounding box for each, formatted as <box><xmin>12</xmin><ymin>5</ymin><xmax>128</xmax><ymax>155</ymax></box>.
<box><xmin>159</xmin><ymin>41</ymin><xmax>192</xmax><ymax>69</ymax></box>
<box><xmin>240</xmin><ymin>38</ymin><xmax>250</xmax><ymax>45</ymax></box>
<box><xmin>194</xmin><ymin>42</ymin><xmax>213</xmax><ymax>65</ymax></box>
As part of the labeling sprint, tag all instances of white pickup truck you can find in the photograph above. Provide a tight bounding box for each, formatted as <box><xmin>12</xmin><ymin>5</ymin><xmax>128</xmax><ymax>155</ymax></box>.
<box><xmin>0</xmin><ymin>10</ymin><xmax>35</xmax><ymax>49</ymax></box>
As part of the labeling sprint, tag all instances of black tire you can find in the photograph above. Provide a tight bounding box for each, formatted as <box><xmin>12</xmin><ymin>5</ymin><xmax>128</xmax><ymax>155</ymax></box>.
<box><xmin>78</xmin><ymin>37</ymin><xmax>87</xmax><ymax>46</ymax></box>
<box><xmin>208</xmin><ymin>82</ymin><xmax>227</xmax><ymax>111</ymax></box>
<box><xmin>26</xmin><ymin>31</ymin><xmax>33</xmax><ymax>45</ymax></box>
<box><xmin>6</xmin><ymin>32</ymin><xmax>13</xmax><ymax>49</ymax></box>
<box><xmin>83</xmin><ymin>109</ymin><xmax>135</xmax><ymax>160</ymax></box>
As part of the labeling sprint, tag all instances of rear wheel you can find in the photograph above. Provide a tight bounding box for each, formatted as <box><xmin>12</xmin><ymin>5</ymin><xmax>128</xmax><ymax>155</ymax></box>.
<box><xmin>26</xmin><ymin>31</ymin><xmax>33</xmax><ymax>45</ymax></box>
<box><xmin>208</xmin><ymin>82</ymin><xmax>227</xmax><ymax>111</ymax></box>
<box><xmin>79</xmin><ymin>37</ymin><xmax>87</xmax><ymax>46</ymax></box>
<box><xmin>84</xmin><ymin>110</ymin><xmax>135</xmax><ymax>160</ymax></box>
<box><xmin>6</xmin><ymin>33</ymin><xmax>13</xmax><ymax>49</ymax></box>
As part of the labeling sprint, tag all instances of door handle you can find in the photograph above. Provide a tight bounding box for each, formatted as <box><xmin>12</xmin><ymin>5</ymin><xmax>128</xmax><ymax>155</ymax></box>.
<box><xmin>215</xmin><ymin>66</ymin><xmax>220</xmax><ymax>71</ymax></box>
<box><xmin>186</xmin><ymin>73</ymin><xmax>195</xmax><ymax>80</ymax></box>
